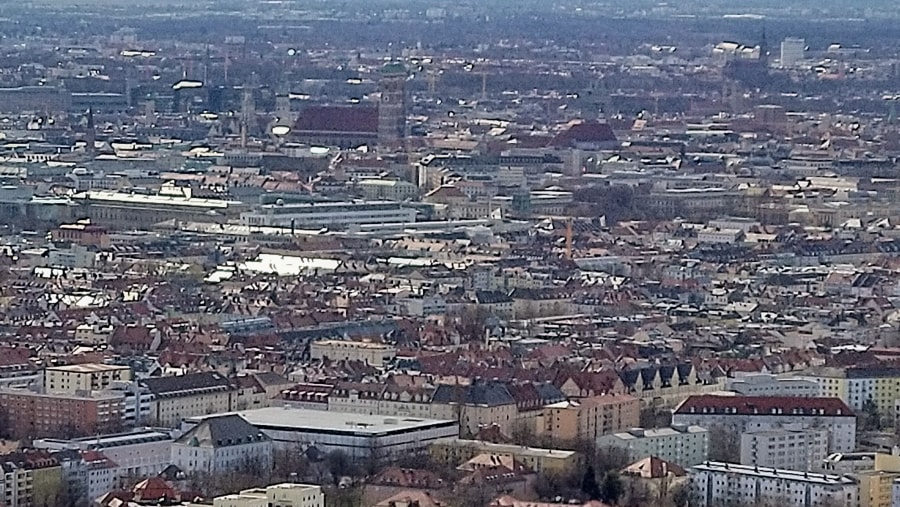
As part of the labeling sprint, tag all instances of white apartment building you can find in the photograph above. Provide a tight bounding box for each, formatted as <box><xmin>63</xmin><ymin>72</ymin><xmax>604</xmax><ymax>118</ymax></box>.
<box><xmin>696</xmin><ymin>227</ymin><xmax>743</xmax><ymax>244</ymax></box>
<box><xmin>691</xmin><ymin>462</ymin><xmax>857</xmax><ymax>507</ymax></box>
<box><xmin>727</xmin><ymin>373</ymin><xmax>820</xmax><ymax>398</ymax></box>
<box><xmin>172</xmin><ymin>415</ymin><xmax>273</xmax><ymax>475</ymax></box>
<box><xmin>673</xmin><ymin>395</ymin><xmax>856</xmax><ymax>453</ymax></box>
<box><xmin>740</xmin><ymin>428</ymin><xmax>829</xmax><ymax>472</ymax></box>
<box><xmin>34</xmin><ymin>428</ymin><xmax>176</xmax><ymax>478</ymax></box>
<box><xmin>214</xmin><ymin>483</ymin><xmax>324</xmax><ymax>507</ymax></box>
<box><xmin>708</xmin><ymin>217</ymin><xmax>761</xmax><ymax>233</ymax></box>
<box><xmin>596</xmin><ymin>425</ymin><xmax>709</xmax><ymax>468</ymax></box>
<box><xmin>780</xmin><ymin>37</ymin><xmax>807</xmax><ymax>67</ymax></box>
<box><xmin>240</xmin><ymin>201</ymin><xmax>417</xmax><ymax>230</ymax></box>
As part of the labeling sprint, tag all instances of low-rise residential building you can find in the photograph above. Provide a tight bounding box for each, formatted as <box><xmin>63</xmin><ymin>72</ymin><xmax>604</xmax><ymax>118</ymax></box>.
<box><xmin>673</xmin><ymin>395</ymin><xmax>856</xmax><ymax>453</ymax></box>
<box><xmin>739</xmin><ymin>428</ymin><xmax>829</xmax><ymax>472</ymax></box>
<box><xmin>690</xmin><ymin>462</ymin><xmax>857</xmax><ymax>507</ymax></box>
<box><xmin>429</xmin><ymin>439</ymin><xmax>579</xmax><ymax>474</ymax></box>
<box><xmin>597</xmin><ymin>425</ymin><xmax>709</xmax><ymax>468</ymax></box>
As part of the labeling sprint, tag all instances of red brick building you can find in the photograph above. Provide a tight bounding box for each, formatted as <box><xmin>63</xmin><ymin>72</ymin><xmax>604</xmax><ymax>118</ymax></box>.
<box><xmin>0</xmin><ymin>388</ymin><xmax>124</xmax><ymax>439</ymax></box>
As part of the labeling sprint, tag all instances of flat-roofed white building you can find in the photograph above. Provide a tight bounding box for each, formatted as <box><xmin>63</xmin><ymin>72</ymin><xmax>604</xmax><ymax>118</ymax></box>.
<box><xmin>72</xmin><ymin>187</ymin><xmax>243</xmax><ymax>229</ymax></box>
<box><xmin>240</xmin><ymin>200</ymin><xmax>416</xmax><ymax>230</ymax></box>
<box><xmin>183</xmin><ymin>407</ymin><xmax>458</xmax><ymax>461</ymax></box>
<box><xmin>213</xmin><ymin>483</ymin><xmax>323</xmax><ymax>507</ymax></box>
<box><xmin>34</xmin><ymin>427</ymin><xmax>176</xmax><ymax>478</ymax></box>
<box><xmin>596</xmin><ymin>425</ymin><xmax>709</xmax><ymax>468</ymax></box>
<box><xmin>358</xmin><ymin>179</ymin><xmax>418</xmax><ymax>201</ymax></box>
<box><xmin>43</xmin><ymin>363</ymin><xmax>132</xmax><ymax>395</ymax></box>
<box><xmin>691</xmin><ymin>462</ymin><xmax>857</xmax><ymax>507</ymax></box>
<box><xmin>740</xmin><ymin>428</ymin><xmax>829</xmax><ymax>472</ymax></box>
<box><xmin>727</xmin><ymin>373</ymin><xmax>820</xmax><ymax>398</ymax></box>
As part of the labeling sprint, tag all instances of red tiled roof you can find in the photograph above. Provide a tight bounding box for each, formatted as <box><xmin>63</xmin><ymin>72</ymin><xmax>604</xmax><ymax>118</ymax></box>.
<box><xmin>132</xmin><ymin>477</ymin><xmax>178</xmax><ymax>503</ymax></box>
<box><xmin>550</xmin><ymin>120</ymin><xmax>617</xmax><ymax>147</ymax></box>
<box><xmin>368</xmin><ymin>467</ymin><xmax>445</xmax><ymax>489</ymax></box>
<box><xmin>675</xmin><ymin>395</ymin><xmax>854</xmax><ymax>417</ymax></box>
<box><xmin>293</xmin><ymin>106</ymin><xmax>377</xmax><ymax>134</ymax></box>
<box><xmin>621</xmin><ymin>456</ymin><xmax>686</xmax><ymax>479</ymax></box>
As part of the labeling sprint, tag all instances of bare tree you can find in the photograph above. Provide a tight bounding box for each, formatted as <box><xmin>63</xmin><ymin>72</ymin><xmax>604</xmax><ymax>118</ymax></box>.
<box><xmin>708</xmin><ymin>425</ymin><xmax>740</xmax><ymax>462</ymax></box>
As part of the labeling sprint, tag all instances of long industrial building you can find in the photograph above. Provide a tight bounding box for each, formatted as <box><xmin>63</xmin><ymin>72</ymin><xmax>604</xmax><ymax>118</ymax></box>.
<box><xmin>183</xmin><ymin>407</ymin><xmax>458</xmax><ymax>461</ymax></box>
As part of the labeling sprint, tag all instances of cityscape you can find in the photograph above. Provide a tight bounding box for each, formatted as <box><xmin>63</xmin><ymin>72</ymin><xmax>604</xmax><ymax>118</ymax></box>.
<box><xmin>3</xmin><ymin>1</ymin><xmax>900</xmax><ymax>507</ymax></box>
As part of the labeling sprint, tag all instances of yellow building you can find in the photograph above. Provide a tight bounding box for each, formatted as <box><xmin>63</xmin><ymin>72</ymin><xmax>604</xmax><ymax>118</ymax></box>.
<box><xmin>0</xmin><ymin>451</ymin><xmax>62</xmax><ymax>507</ymax></box>
<box><xmin>855</xmin><ymin>471</ymin><xmax>900</xmax><ymax>507</ymax></box>
<box><xmin>213</xmin><ymin>483</ymin><xmax>324</xmax><ymax>507</ymax></box>
<box><xmin>309</xmin><ymin>339</ymin><xmax>397</xmax><ymax>367</ymax></box>
<box><xmin>804</xmin><ymin>366</ymin><xmax>900</xmax><ymax>421</ymax></box>
<box><xmin>428</xmin><ymin>439</ymin><xmax>579</xmax><ymax>474</ymax></box>
<box><xmin>142</xmin><ymin>372</ymin><xmax>237</xmax><ymax>428</ymax></box>
<box><xmin>31</xmin><ymin>463</ymin><xmax>63</xmax><ymax>507</ymax></box>
<box><xmin>538</xmin><ymin>394</ymin><xmax>640</xmax><ymax>442</ymax></box>
<box><xmin>43</xmin><ymin>363</ymin><xmax>132</xmax><ymax>395</ymax></box>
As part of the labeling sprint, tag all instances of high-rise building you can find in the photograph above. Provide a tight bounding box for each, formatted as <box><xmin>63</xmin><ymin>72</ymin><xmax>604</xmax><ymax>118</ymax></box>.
<box><xmin>780</xmin><ymin>37</ymin><xmax>806</xmax><ymax>67</ymax></box>
<box><xmin>377</xmin><ymin>62</ymin><xmax>407</xmax><ymax>148</ymax></box>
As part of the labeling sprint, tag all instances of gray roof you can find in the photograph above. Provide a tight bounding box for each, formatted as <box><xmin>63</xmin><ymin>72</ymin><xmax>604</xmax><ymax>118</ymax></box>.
<box><xmin>175</xmin><ymin>414</ymin><xmax>269</xmax><ymax>448</ymax></box>
<box><xmin>432</xmin><ymin>382</ymin><xmax>515</xmax><ymax>407</ymax></box>
<box><xmin>186</xmin><ymin>407</ymin><xmax>456</xmax><ymax>436</ymax></box>
<box><xmin>141</xmin><ymin>372</ymin><xmax>233</xmax><ymax>397</ymax></box>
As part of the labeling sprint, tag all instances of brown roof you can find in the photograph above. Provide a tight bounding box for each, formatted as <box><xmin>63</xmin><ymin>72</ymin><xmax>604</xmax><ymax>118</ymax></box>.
<box><xmin>375</xmin><ymin>490</ymin><xmax>447</xmax><ymax>507</ymax></box>
<box><xmin>368</xmin><ymin>467</ymin><xmax>445</xmax><ymax>489</ymax></box>
<box><xmin>550</xmin><ymin>120</ymin><xmax>617</xmax><ymax>147</ymax></box>
<box><xmin>621</xmin><ymin>456</ymin><xmax>686</xmax><ymax>479</ymax></box>
<box><xmin>675</xmin><ymin>395</ymin><xmax>854</xmax><ymax>417</ymax></box>
<box><xmin>293</xmin><ymin>106</ymin><xmax>377</xmax><ymax>134</ymax></box>
<box><xmin>131</xmin><ymin>477</ymin><xmax>179</xmax><ymax>503</ymax></box>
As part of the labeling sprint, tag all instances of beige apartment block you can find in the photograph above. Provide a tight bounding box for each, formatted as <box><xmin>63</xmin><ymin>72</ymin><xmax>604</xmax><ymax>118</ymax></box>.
<box><xmin>43</xmin><ymin>363</ymin><xmax>132</xmax><ymax>394</ymax></box>
<box><xmin>309</xmin><ymin>339</ymin><xmax>396</xmax><ymax>367</ymax></box>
